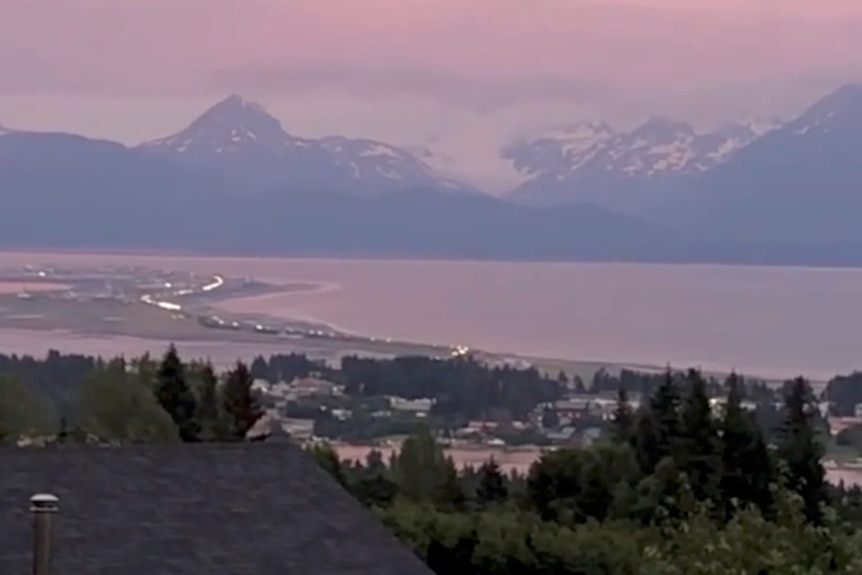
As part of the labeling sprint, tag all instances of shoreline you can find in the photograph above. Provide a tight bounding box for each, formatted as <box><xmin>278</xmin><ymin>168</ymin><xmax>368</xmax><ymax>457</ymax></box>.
<box><xmin>4</xmin><ymin>246</ymin><xmax>862</xmax><ymax>273</ymax></box>
<box><xmin>203</xmin><ymin>279</ymin><xmax>811</xmax><ymax>384</ymax></box>
<box><xmin>0</xmin><ymin>260</ymin><xmax>841</xmax><ymax>384</ymax></box>
<box><xmin>206</xmin><ymin>281</ymin><xmax>676</xmax><ymax>373</ymax></box>
<box><xmin>0</xmin><ymin>281</ymin><xmax>70</xmax><ymax>294</ymax></box>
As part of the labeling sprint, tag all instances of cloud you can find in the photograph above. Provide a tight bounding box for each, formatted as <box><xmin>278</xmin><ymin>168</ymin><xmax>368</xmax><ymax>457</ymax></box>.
<box><xmin>3</xmin><ymin>0</ymin><xmax>862</xmax><ymax>191</ymax></box>
<box><xmin>210</xmin><ymin>65</ymin><xmax>613</xmax><ymax>111</ymax></box>
<box><xmin>4</xmin><ymin>0</ymin><xmax>862</xmax><ymax>101</ymax></box>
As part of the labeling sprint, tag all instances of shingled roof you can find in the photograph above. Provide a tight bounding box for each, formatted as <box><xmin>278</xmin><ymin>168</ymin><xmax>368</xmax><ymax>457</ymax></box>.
<box><xmin>0</xmin><ymin>443</ymin><xmax>433</xmax><ymax>575</ymax></box>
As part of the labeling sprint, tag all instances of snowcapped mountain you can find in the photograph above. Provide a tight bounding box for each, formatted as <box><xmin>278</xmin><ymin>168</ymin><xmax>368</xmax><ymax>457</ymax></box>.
<box><xmin>503</xmin><ymin>116</ymin><xmax>781</xmax><ymax>207</ymax></box>
<box><xmin>502</xmin><ymin>121</ymin><xmax>616</xmax><ymax>178</ymax></box>
<box><xmin>657</xmin><ymin>83</ymin><xmax>862</xmax><ymax>246</ymax></box>
<box><xmin>139</xmin><ymin>94</ymin><xmax>475</xmax><ymax>195</ymax></box>
<box><xmin>783</xmin><ymin>83</ymin><xmax>862</xmax><ymax>138</ymax></box>
<box><xmin>318</xmin><ymin>137</ymin><xmax>472</xmax><ymax>194</ymax></box>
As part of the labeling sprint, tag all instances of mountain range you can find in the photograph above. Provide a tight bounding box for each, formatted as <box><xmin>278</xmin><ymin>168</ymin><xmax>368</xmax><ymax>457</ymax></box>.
<box><xmin>1</xmin><ymin>86</ymin><xmax>862</xmax><ymax>265</ymax></box>
<box><xmin>502</xmin><ymin>116</ymin><xmax>780</xmax><ymax>210</ymax></box>
<box><xmin>137</xmin><ymin>94</ymin><xmax>476</xmax><ymax>196</ymax></box>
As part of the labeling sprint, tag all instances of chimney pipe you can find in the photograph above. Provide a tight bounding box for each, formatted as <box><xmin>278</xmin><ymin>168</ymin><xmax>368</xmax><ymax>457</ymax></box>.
<box><xmin>30</xmin><ymin>494</ymin><xmax>58</xmax><ymax>575</ymax></box>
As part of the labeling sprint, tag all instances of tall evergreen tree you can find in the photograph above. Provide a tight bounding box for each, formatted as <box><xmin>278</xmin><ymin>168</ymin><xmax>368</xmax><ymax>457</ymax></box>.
<box><xmin>635</xmin><ymin>369</ymin><xmax>681</xmax><ymax>474</ymax></box>
<box><xmin>351</xmin><ymin>450</ymin><xmax>399</xmax><ymax>508</ymax></box>
<box><xmin>777</xmin><ymin>376</ymin><xmax>828</xmax><ymax>524</ymax></box>
<box><xmin>434</xmin><ymin>456</ymin><xmax>467</xmax><ymax>512</ymax></box>
<box><xmin>395</xmin><ymin>424</ymin><xmax>449</xmax><ymax>503</ymax></box>
<box><xmin>678</xmin><ymin>369</ymin><xmax>722</xmax><ymax>505</ymax></box>
<box><xmin>720</xmin><ymin>371</ymin><xmax>773</xmax><ymax>518</ymax></box>
<box><xmin>195</xmin><ymin>362</ymin><xmax>222</xmax><ymax>441</ymax></box>
<box><xmin>475</xmin><ymin>458</ymin><xmax>509</xmax><ymax>506</ymax></box>
<box><xmin>611</xmin><ymin>385</ymin><xmax>635</xmax><ymax>444</ymax></box>
<box><xmin>221</xmin><ymin>360</ymin><xmax>263</xmax><ymax>440</ymax></box>
<box><xmin>154</xmin><ymin>344</ymin><xmax>199</xmax><ymax>442</ymax></box>
<box><xmin>249</xmin><ymin>355</ymin><xmax>269</xmax><ymax>381</ymax></box>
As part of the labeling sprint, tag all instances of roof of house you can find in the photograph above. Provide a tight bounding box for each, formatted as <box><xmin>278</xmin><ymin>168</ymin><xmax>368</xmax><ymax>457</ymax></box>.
<box><xmin>0</xmin><ymin>443</ymin><xmax>432</xmax><ymax>575</ymax></box>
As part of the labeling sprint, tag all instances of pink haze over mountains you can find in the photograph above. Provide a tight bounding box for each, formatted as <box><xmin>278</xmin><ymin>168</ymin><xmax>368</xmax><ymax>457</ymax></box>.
<box><xmin>1</xmin><ymin>0</ymin><xmax>861</xmax><ymax>188</ymax></box>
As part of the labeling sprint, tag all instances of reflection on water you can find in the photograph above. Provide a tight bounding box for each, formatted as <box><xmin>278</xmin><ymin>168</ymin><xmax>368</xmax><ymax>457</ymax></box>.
<box><xmin>0</xmin><ymin>251</ymin><xmax>859</xmax><ymax>379</ymax></box>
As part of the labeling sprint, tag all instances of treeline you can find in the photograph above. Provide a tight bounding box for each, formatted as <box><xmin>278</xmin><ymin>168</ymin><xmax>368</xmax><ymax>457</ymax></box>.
<box><xmin>307</xmin><ymin>371</ymin><xmax>862</xmax><ymax>574</ymax></box>
<box><xmin>249</xmin><ymin>352</ymin><xmax>565</xmax><ymax>420</ymax></box>
<box><xmin>1</xmin><ymin>348</ymin><xmax>569</xmax><ymax>441</ymax></box>
<box><xmin>249</xmin><ymin>352</ymin><xmax>795</xmax><ymax>419</ymax></box>
<box><xmin>0</xmin><ymin>345</ymin><xmax>262</xmax><ymax>444</ymax></box>
<box><xmin>1</xmin><ymin>347</ymin><xmax>861</xmax><ymax>447</ymax></box>
<box><xmin>590</xmin><ymin>366</ymin><xmax>782</xmax><ymax>403</ymax></box>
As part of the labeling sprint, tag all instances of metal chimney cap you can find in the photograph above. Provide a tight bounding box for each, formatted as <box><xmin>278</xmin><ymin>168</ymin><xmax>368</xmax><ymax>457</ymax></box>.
<box><xmin>30</xmin><ymin>494</ymin><xmax>59</xmax><ymax>511</ymax></box>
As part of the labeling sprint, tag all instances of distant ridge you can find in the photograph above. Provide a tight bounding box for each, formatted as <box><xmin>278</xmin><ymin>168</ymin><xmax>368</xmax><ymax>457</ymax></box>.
<box><xmin>138</xmin><ymin>94</ymin><xmax>478</xmax><ymax>195</ymax></box>
<box><xmin>503</xmin><ymin>116</ymin><xmax>781</xmax><ymax>209</ymax></box>
<box><xmin>0</xmin><ymin>87</ymin><xmax>859</xmax><ymax>265</ymax></box>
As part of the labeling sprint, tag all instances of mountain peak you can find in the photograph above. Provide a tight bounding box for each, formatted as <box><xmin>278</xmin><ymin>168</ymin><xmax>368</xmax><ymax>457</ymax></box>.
<box><xmin>192</xmin><ymin>94</ymin><xmax>282</xmax><ymax>134</ymax></box>
<box><xmin>806</xmin><ymin>84</ymin><xmax>862</xmax><ymax>115</ymax></box>
<box><xmin>137</xmin><ymin>96</ymin><xmax>471</xmax><ymax>195</ymax></box>
<box><xmin>826</xmin><ymin>83</ymin><xmax>862</xmax><ymax>101</ymax></box>
<box><xmin>214</xmin><ymin>93</ymin><xmax>266</xmax><ymax>113</ymax></box>
<box><xmin>140</xmin><ymin>94</ymin><xmax>290</xmax><ymax>154</ymax></box>
<box><xmin>791</xmin><ymin>83</ymin><xmax>862</xmax><ymax>136</ymax></box>
<box><xmin>631</xmin><ymin>117</ymin><xmax>693</xmax><ymax>139</ymax></box>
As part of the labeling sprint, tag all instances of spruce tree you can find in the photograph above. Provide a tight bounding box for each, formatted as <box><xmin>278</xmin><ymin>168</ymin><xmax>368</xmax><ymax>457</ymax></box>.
<box><xmin>635</xmin><ymin>369</ymin><xmax>681</xmax><ymax>474</ymax></box>
<box><xmin>434</xmin><ymin>456</ymin><xmax>467</xmax><ymax>512</ymax></box>
<box><xmin>352</xmin><ymin>450</ymin><xmax>399</xmax><ymax>508</ymax></box>
<box><xmin>777</xmin><ymin>376</ymin><xmax>828</xmax><ymax>524</ymax></box>
<box><xmin>195</xmin><ymin>362</ymin><xmax>221</xmax><ymax>441</ymax></box>
<box><xmin>154</xmin><ymin>344</ymin><xmax>199</xmax><ymax>442</ymax></box>
<box><xmin>720</xmin><ymin>372</ymin><xmax>774</xmax><ymax>517</ymax></box>
<box><xmin>476</xmin><ymin>458</ymin><xmax>509</xmax><ymax>506</ymax></box>
<box><xmin>678</xmin><ymin>369</ymin><xmax>722</xmax><ymax>505</ymax></box>
<box><xmin>395</xmin><ymin>424</ymin><xmax>449</xmax><ymax>503</ymax></box>
<box><xmin>221</xmin><ymin>360</ymin><xmax>263</xmax><ymax>440</ymax></box>
<box><xmin>611</xmin><ymin>385</ymin><xmax>635</xmax><ymax>444</ymax></box>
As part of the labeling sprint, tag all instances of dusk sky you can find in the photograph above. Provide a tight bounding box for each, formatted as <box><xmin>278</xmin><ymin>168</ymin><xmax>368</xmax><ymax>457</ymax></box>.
<box><xmin>2</xmin><ymin>0</ymin><xmax>861</xmax><ymax>186</ymax></box>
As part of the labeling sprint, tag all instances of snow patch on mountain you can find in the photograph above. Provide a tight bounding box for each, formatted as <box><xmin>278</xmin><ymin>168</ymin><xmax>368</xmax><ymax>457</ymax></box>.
<box><xmin>138</xmin><ymin>95</ymin><xmax>476</xmax><ymax>195</ymax></box>
<box><xmin>786</xmin><ymin>84</ymin><xmax>862</xmax><ymax>138</ymax></box>
<box><xmin>505</xmin><ymin>116</ymin><xmax>781</xmax><ymax>183</ymax></box>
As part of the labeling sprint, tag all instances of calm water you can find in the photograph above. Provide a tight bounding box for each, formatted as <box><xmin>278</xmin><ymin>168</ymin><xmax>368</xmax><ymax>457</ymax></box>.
<box><xmin>0</xmin><ymin>251</ymin><xmax>860</xmax><ymax>380</ymax></box>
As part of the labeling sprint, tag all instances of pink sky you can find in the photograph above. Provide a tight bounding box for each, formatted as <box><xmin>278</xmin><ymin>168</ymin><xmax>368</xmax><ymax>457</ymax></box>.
<box><xmin>1</xmin><ymin>0</ymin><xmax>861</xmax><ymax>187</ymax></box>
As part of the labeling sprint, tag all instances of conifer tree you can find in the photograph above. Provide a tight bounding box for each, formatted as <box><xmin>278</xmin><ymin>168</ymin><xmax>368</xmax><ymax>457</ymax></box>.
<box><xmin>395</xmin><ymin>424</ymin><xmax>449</xmax><ymax>503</ymax></box>
<box><xmin>720</xmin><ymin>372</ymin><xmax>774</xmax><ymax>517</ymax></box>
<box><xmin>195</xmin><ymin>362</ymin><xmax>222</xmax><ymax>441</ymax></box>
<box><xmin>611</xmin><ymin>385</ymin><xmax>635</xmax><ymax>444</ymax></box>
<box><xmin>678</xmin><ymin>369</ymin><xmax>722</xmax><ymax>504</ymax></box>
<box><xmin>154</xmin><ymin>344</ymin><xmax>199</xmax><ymax>442</ymax></box>
<box><xmin>776</xmin><ymin>377</ymin><xmax>828</xmax><ymax>524</ymax></box>
<box><xmin>476</xmin><ymin>458</ymin><xmax>509</xmax><ymax>506</ymax></box>
<box><xmin>434</xmin><ymin>456</ymin><xmax>467</xmax><ymax>512</ymax></box>
<box><xmin>221</xmin><ymin>360</ymin><xmax>263</xmax><ymax>440</ymax></box>
<box><xmin>635</xmin><ymin>369</ymin><xmax>681</xmax><ymax>474</ymax></box>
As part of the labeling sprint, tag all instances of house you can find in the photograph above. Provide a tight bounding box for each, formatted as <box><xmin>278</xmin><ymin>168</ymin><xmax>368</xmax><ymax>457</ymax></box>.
<box><xmin>388</xmin><ymin>397</ymin><xmax>435</xmax><ymax>414</ymax></box>
<box><xmin>553</xmin><ymin>398</ymin><xmax>593</xmax><ymax>421</ymax></box>
<box><xmin>0</xmin><ymin>443</ymin><xmax>432</xmax><ymax>575</ymax></box>
<box><xmin>292</xmin><ymin>377</ymin><xmax>339</xmax><ymax>397</ymax></box>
